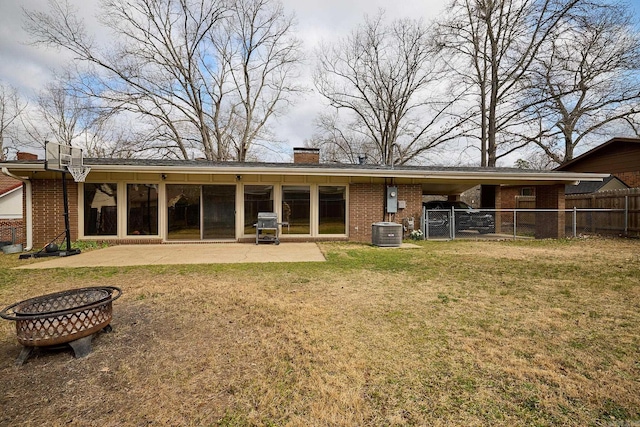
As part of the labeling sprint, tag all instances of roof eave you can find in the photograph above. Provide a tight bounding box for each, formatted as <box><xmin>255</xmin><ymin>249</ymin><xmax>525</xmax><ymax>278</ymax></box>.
<box><xmin>1</xmin><ymin>162</ymin><xmax>608</xmax><ymax>184</ymax></box>
<box><xmin>87</xmin><ymin>164</ymin><xmax>608</xmax><ymax>183</ymax></box>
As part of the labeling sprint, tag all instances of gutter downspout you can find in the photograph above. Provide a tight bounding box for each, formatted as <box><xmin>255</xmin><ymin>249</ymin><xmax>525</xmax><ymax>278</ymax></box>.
<box><xmin>2</xmin><ymin>168</ymin><xmax>32</xmax><ymax>251</ymax></box>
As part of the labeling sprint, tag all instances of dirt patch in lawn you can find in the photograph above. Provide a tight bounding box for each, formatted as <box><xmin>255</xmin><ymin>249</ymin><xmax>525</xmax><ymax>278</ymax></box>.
<box><xmin>0</xmin><ymin>238</ymin><xmax>639</xmax><ymax>426</ymax></box>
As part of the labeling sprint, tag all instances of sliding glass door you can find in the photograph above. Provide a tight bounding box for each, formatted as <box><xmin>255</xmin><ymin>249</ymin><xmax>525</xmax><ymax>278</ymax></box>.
<box><xmin>202</xmin><ymin>185</ymin><xmax>236</xmax><ymax>239</ymax></box>
<box><xmin>167</xmin><ymin>184</ymin><xmax>236</xmax><ymax>240</ymax></box>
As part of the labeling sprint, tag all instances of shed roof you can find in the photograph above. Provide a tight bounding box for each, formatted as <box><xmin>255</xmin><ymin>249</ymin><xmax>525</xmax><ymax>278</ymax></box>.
<box><xmin>565</xmin><ymin>175</ymin><xmax>628</xmax><ymax>195</ymax></box>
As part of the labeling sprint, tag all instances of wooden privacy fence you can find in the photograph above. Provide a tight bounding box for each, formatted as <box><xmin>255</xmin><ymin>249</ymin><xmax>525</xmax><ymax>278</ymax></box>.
<box><xmin>515</xmin><ymin>188</ymin><xmax>640</xmax><ymax>237</ymax></box>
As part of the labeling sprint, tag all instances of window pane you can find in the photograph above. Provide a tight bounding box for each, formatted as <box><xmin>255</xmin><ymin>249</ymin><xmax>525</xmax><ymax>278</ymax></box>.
<box><xmin>282</xmin><ymin>186</ymin><xmax>310</xmax><ymax>234</ymax></box>
<box><xmin>127</xmin><ymin>184</ymin><xmax>158</xmax><ymax>236</ymax></box>
<box><xmin>319</xmin><ymin>186</ymin><xmax>346</xmax><ymax>234</ymax></box>
<box><xmin>84</xmin><ymin>183</ymin><xmax>118</xmax><ymax>236</ymax></box>
<box><xmin>244</xmin><ymin>185</ymin><xmax>273</xmax><ymax>234</ymax></box>
<box><xmin>167</xmin><ymin>185</ymin><xmax>201</xmax><ymax>240</ymax></box>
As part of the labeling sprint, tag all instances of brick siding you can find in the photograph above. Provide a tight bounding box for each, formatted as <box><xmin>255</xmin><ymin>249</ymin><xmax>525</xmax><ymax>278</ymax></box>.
<box><xmin>0</xmin><ymin>219</ymin><xmax>24</xmax><ymax>244</ymax></box>
<box><xmin>30</xmin><ymin>178</ymin><xmax>78</xmax><ymax>248</ymax></box>
<box><xmin>615</xmin><ymin>171</ymin><xmax>640</xmax><ymax>188</ymax></box>
<box><xmin>348</xmin><ymin>183</ymin><xmax>422</xmax><ymax>243</ymax></box>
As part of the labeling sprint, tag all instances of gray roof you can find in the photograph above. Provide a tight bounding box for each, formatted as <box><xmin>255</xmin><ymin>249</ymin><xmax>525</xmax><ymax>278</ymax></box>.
<box><xmin>565</xmin><ymin>175</ymin><xmax>627</xmax><ymax>194</ymax></box>
<box><xmin>77</xmin><ymin>157</ymin><xmax>549</xmax><ymax>174</ymax></box>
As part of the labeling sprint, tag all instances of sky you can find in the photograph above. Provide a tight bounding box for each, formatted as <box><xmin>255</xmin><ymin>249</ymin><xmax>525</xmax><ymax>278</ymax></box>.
<box><xmin>1</xmin><ymin>0</ymin><xmax>639</xmax><ymax>164</ymax></box>
<box><xmin>0</xmin><ymin>0</ymin><xmax>447</xmax><ymax>162</ymax></box>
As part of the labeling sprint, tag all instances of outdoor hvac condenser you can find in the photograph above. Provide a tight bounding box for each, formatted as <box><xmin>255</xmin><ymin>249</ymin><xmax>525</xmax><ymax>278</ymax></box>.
<box><xmin>371</xmin><ymin>222</ymin><xmax>402</xmax><ymax>247</ymax></box>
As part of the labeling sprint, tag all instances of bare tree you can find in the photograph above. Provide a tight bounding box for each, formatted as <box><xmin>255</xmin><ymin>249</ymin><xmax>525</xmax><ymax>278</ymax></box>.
<box><xmin>0</xmin><ymin>82</ymin><xmax>27</xmax><ymax>160</ymax></box>
<box><xmin>78</xmin><ymin>109</ymin><xmax>159</xmax><ymax>159</ymax></box>
<box><xmin>518</xmin><ymin>2</ymin><xmax>640</xmax><ymax>164</ymax></box>
<box><xmin>18</xmin><ymin>71</ymin><xmax>161</xmax><ymax>159</ymax></box>
<box><xmin>438</xmin><ymin>0</ymin><xmax>581</xmax><ymax>167</ymax></box>
<box><xmin>219</xmin><ymin>0</ymin><xmax>303</xmax><ymax>161</ymax></box>
<box><xmin>22</xmin><ymin>79</ymin><xmax>94</xmax><ymax>149</ymax></box>
<box><xmin>514</xmin><ymin>150</ymin><xmax>558</xmax><ymax>169</ymax></box>
<box><xmin>314</xmin><ymin>13</ymin><xmax>464</xmax><ymax>166</ymax></box>
<box><xmin>24</xmin><ymin>0</ymin><xmax>302</xmax><ymax>161</ymax></box>
<box><xmin>305</xmin><ymin>112</ymin><xmax>372</xmax><ymax>164</ymax></box>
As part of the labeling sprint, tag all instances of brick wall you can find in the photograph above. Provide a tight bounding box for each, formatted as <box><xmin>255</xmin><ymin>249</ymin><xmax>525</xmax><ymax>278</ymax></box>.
<box><xmin>0</xmin><ymin>219</ymin><xmax>24</xmax><ymax>244</ymax></box>
<box><xmin>396</xmin><ymin>183</ymin><xmax>423</xmax><ymax>232</ymax></box>
<box><xmin>615</xmin><ymin>171</ymin><xmax>640</xmax><ymax>188</ymax></box>
<box><xmin>30</xmin><ymin>178</ymin><xmax>78</xmax><ymax>248</ymax></box>
<box><xmin>348</xmin><ymin>183</ymin><xmax>422</xmax><ymax>243</ymax></box>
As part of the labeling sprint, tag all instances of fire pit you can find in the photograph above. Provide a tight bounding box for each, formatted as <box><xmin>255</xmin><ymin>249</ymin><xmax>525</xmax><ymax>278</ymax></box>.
<box><xmin>0</xmin><ymin>286</ymin><xmax>121</xmax><ymax>365</ymax></box>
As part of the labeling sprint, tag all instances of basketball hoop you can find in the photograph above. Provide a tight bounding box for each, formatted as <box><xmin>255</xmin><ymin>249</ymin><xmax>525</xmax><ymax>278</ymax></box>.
<box><xmin>67</xmin><ymin>165</ymin><xmax>91</xmax><ymax>183</ymax></box>
<box><xmin>27</xmin><ymin>141</ymin><xmax>91</xmax><ymax>258</ymax></box>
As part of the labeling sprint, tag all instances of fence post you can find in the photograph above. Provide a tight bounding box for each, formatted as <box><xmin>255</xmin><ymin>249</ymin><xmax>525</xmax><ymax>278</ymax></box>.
<box><xmin>424</xmin><ymin>206</ymin><xmax>429</xmax><ymax>240</ymax></box>
<box><xmin>625</xmin><ymin>196</ymin><xmax>629</xmax><ymax>236</ymax></box>
<box><xmin>450</xmin><ymin>207</ymin><xmax>455</xmax><ymax>240</ymax></box>
<box><xmin>573</xmin><ymin>207</ymin><xmax>577</xmax><ymax>238</ymax></box>
<box><xmin>513</xmin><ymin>210</ymin><xmax>517</xmax><ymax>240</ymax></box>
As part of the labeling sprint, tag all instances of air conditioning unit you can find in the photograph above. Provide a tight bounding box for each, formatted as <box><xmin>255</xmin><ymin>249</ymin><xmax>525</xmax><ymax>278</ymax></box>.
<box><xmin>371</xmin><ymin>222</ymin><xmax>402</xmax><ymax>247</ymax></box>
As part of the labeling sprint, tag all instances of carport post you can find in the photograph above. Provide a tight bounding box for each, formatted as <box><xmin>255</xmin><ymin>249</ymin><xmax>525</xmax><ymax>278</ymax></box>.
<box><xmin>535</xmin><ymin>184</ymin><xmax>565</xmax><ymax>239</ymax></box>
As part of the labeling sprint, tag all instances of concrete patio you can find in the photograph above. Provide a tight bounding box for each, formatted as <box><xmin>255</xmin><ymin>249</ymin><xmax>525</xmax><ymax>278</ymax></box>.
<box><xmin>15</xmin><ymin>243</ymin><xmax>326</xmax><ymax>269</ymax></box>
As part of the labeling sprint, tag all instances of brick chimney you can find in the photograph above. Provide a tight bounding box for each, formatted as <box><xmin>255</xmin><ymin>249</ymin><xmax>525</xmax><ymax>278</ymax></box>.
<box><xmin>17</xmin><ymin>152</ymin><xmax>38</xmax><ymax>160</ymax></box>
<box><xmin>293</xmin><ymin>147</ymin><xmax>320</xmax><ymax>164</ymax></box>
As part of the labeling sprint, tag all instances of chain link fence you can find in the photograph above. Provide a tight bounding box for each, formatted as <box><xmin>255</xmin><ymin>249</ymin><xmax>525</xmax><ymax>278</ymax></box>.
<box><xmin>422</xmin><ymin>207</ymin><xmax>633</xmax><ymax>240</ymax></box>
<box><xmin>0</xmin><ymin>220</ymin><xmax>25</xmax><ymax>247</ymax></box>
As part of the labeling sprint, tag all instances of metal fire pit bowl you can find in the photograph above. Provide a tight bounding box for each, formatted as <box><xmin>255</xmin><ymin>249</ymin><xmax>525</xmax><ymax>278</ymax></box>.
<box><xmin>0</xmin><ymin>286</ymin><xmax>121</xmax><ymax>365</ymax></box>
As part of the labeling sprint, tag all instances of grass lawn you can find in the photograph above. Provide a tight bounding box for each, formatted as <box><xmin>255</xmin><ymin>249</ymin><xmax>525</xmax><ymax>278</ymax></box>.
<box><xmin>0</xmin><ymin>238</ymin><xmax>639</xmax><ymax>426</ymax></box>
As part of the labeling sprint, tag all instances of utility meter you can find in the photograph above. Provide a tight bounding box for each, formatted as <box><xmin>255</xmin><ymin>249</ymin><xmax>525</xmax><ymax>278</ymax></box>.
<box><xmin>386</xmin><ymin>186</ymin><xmax>398</xmax><ymax>213</ymax></box>
<box><xmin>405</xmin><ymin>217</ymin><xmax>415</xmax><ymax>230</ymax></box>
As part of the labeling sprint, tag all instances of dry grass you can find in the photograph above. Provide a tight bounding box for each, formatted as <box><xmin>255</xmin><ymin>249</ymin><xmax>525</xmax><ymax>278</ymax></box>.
<box><xmin>0</xmin><ymin>238</ymin><xmax>639</xmax><ymax>426</ymax></box>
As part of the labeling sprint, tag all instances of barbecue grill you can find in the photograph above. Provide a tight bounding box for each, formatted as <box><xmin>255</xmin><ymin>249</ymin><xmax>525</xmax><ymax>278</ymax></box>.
<box><xmin>255</xmin><ymin>212</ymin><xmax>287</xmax><ymax>244</ymax></box>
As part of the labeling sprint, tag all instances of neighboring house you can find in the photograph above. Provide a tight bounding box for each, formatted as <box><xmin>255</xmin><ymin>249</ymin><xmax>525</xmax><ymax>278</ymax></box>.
<box><xmin>557</xmin><ymin>137</ymin><xmax>640</xmax><ymax>187</ymax></box>
<box><xmin>0</xmin><ymin>173</ymin><xmax>24</xmax><ymax>245</ymax></box>
<box><xmin>502</xmin><ymin>137</ymin><xmax>640</xmax><ymax>209</ymax></box>
<box><xmin>0</xmin><ymin>174</ymin><xmax>23</xmax><ymax>219</ymax></box>
<box><xmin>0</xmin><ymin>147</ymin><xmax>606</xmax><ymax>249</ymax></box>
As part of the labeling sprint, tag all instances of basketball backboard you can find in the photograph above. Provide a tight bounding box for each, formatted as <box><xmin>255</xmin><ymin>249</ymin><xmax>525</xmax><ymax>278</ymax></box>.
<box><xmin>45</xmin><ymin>141</ymin><xmax>84</xmax><ymax>172</ymax></box>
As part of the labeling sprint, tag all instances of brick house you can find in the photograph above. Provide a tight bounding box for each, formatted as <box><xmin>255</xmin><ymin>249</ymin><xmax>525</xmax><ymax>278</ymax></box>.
<box><xmin>0</xmin><ymin>170</ymin><xmax>24</xmax><ymax>245</ymax></box>
<box><xmin>556</xmin><ymin>137</ymin><xmax>640</xmax><ymax>187</ymax></box>
<box><xmin>502</xmin><ymin>137</ymin><xmax>640</xmax><ymax>209</ymax></box>
<box><xmin>0</xmin><ymin>148</ymin><xmax>606</xmax><ymax>250</ymax></box>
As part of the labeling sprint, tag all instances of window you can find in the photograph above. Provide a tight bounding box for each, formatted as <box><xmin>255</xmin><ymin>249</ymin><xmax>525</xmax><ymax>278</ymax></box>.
<box><xmin>319</xmin><ymin>186</ymin><xmax>346</xmax><ymax>234</ymax></box>
<box><xmin>127</xmin><ymin>184</ymin><xmax>159</xmax><ymax>236</ymax></box>
<box><xmin>84</xmin><ymin>183</ymin><xmax>118</xmax><ymax>236</ymax></box>
<box><xmin>521</xmin><ymin>187</ymin><xmax>534</xmax><ymax>196</ymax></box>
<box><xmin>282</xmin><ymin>186</ymin><xmax>310</xmax><ymax>234</ymax></box>
<box><xmin>244</xmin><ymin>185</ymin><xmax>273</xmax><ymax>234</ymax></box>
<box><xmin>167</xmin><ymin>185</ymin><xmax>201</xmax><ymax>240</ymax></box>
